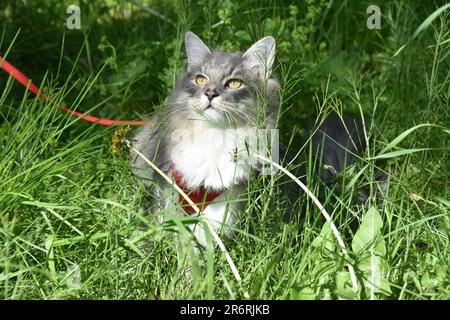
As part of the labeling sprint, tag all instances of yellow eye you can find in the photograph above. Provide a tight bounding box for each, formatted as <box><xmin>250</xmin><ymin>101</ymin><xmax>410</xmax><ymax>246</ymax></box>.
<box><xmin>227</xmin><ymin>79</ymin><xmax>243</xmax><ymax>89</ymax></box>
<box><xmin>195</xmin><ymin>75</ymin><xmax>208</xmax><ymax>86</ymax></box>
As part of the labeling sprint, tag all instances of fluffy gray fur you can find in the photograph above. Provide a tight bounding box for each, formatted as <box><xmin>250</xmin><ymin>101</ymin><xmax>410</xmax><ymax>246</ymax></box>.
<box><xmin>132</xmin><ymin>32</ymin><xmax>280</xmax><ymax>210</ymax></box>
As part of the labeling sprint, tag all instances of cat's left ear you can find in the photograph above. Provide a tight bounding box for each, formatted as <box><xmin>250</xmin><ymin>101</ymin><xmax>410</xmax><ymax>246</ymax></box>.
<box><xmin>185</xmin><ymin>31</ymin><xmax>211</xmax><ymax>67</ymax></box>
<box><xmin>243</xmin><ymin>36</ymin><xmax>276</xmax><ymax>78</ymax></box>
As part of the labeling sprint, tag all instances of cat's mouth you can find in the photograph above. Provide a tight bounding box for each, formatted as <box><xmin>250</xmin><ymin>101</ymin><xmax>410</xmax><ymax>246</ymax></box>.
<box><xmin>202</xmin><ymin>104</ymin><xmax>223</xmax><ymax>120</ymax></box>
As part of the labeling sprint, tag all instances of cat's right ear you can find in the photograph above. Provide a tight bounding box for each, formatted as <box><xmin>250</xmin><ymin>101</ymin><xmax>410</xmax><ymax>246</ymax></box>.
<box><xmin>185</xmin><ymin>32</ymin><xmax>211</xmax><ymax>67</ymax></box>
<box><xmin>243</xmin><ymin>36</ymin><xmax>275</xmax><ymax>79</ymax></box>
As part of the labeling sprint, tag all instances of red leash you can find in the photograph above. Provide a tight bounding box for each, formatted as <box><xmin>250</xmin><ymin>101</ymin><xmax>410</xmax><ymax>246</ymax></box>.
<box><xmin>0</xmin><ymin>55</ymin><xmax>149</xmax><ymax>126</ymax></box>
<box><xmin>0</xmin><ymin>55</ymin><xmax>228</xmax><ymax>212</ymax></box>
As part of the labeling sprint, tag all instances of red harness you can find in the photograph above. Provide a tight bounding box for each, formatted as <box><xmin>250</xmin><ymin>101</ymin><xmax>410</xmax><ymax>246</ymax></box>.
<box><xmin>171</xmin><ymin>165</ymin><xmax>225</xmax><ymax>215</ymax></box>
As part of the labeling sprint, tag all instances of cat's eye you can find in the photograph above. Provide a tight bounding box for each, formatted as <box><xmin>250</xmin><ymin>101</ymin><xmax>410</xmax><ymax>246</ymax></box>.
<box><xmin>226</xmin><ymin>79</ymin><xmax>243</xmax><ymax>89</ymax></box>
<box><xmin>195</xmin><ymin>75</ymin><xmax>208</xmax><ymax>86</ymax></box>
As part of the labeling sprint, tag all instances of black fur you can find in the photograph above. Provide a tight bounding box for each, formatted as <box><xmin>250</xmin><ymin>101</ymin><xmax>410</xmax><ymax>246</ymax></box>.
<box><xmin>279</xmin><ymin>113</ymin><xmax>375</xmax><ymax>221</ymax></box>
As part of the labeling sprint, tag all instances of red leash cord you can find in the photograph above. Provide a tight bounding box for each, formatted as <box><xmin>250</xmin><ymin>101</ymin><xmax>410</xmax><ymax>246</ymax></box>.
<box><xmin>0</xmin><ymin>55</ymin><xmax>229</xmax><ymax>213</ymax></box>
<box><xmin>0</xmin><ymin>55</ymin><xmax>149</xmax><ymax>126</ymax></box>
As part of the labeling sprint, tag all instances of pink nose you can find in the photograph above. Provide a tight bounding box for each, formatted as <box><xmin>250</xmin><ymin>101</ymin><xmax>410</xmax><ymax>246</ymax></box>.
<box><xmin>205</xmin><ymin>89</ymin><xmax>219</xmax><ymax>101</ymax></box>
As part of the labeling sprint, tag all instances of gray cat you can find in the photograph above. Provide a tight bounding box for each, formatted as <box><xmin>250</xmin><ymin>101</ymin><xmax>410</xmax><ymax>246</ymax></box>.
<box><xmin>132</xmin><ymin>32</ymin><xmax>280</xmax><ymax>247</ymax></box>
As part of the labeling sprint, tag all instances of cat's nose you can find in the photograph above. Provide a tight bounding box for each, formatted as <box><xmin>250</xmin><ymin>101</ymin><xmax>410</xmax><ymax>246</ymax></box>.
<box><xmin>205</xmin><ymin>89</ymin><xmax>219</xmax><ymax>101</ymax></box>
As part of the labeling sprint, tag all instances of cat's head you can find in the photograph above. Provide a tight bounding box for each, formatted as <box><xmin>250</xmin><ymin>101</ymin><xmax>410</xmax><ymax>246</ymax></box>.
<box><xmin>167</xmin><ymin>32</ymin><xmax>279</xmax><ymax>129</ymax></box>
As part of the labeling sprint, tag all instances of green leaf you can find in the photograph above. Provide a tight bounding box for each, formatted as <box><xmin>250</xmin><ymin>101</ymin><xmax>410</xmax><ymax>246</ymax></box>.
<box><xmin>334</xmin><ymin>288</ymin><xmax>359</xmax><ymax>300</ymax></box>
<box><xmin>352</xmin><ymin>207</ymin><xmax>384</xmax><ymax>255</ymax></box>
<box><xmin>435</xmin><ymin>197</ymin><xmax>450</xmax><ymax>208</ymax></box>
<box><xmin>334</xmin><ymin>271</ymin><xmax>358</xmax><ymax>299</ymax></box>
<box><xmin>421</xmin><ymin>272</ymin><xmax>438</xmax><ymax>289</ymax></box>
<box><xmin>393</xmin><ymin>43</ymin><xmax>408</xmax><ymax>58</ymax></box>
<box><xmin>311</xmin><ymin>221</ymin><xmax>336</xmax><ymax>254</ymax></box>
<box><xmin>45</xmin><ymin>236</ymin><xmax>56</xmax><ymax>281</ymax></box>
<box><xmin>352</xmin><ymin>207</ymin><xmax>391</xmax><ymax>297</ymax></box>
<box><xmin>22</xmin><ymin>200</ymin><xmax>78</xmax><ymax>210</ymax></box>
<box><xmin>126</xmin><ymin>57</ymin><xmax>148</xmax><ymax>79</ymax></box>
<box><xmin>412</xmin><ymin>4</ymin><xmax>450</xmax><ymax>39</ymax></box>
<box><xmin>379</xmin><ymin>124</ymin><xmax>435</xmax><ymax>155</ymax></box>
<box><xmin>393</xmin><ymin>4</ymin><xmax>450</xmax><ymax>57</ymax></box>
<box><xmin>291</xmin><ymin>287</ymin><xmax>316</xmax><ymax>300</ymax></box>
<box><xmin>358</xmin><ymin>255</ymin><xmax>392</xmax><ymax>296</ymax></box>
<box><xmin>373</xmin><ymin>123</ymin><xmax>442</xmax><ymax>160</ymax></box>
<box><xmin>345</xmin><ymin>164</ymin><xmax>369</xmax><ymax>191</ymax></box>
<box><xmin>234</xmin><ymin>30</ymin><xmax>251</xmax><ymax>42</ymax></box>
<box><xmin>369</xmin><ymin>148</ymin><xmax>431</xmax><ymax>160</ymax></box>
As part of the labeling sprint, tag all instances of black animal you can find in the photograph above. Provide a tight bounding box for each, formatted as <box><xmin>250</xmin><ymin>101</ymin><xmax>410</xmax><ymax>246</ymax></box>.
<box><xmin>278</xmin><ymin>113</ymin><xmax>386</xmax><ymax>221</ymax></box>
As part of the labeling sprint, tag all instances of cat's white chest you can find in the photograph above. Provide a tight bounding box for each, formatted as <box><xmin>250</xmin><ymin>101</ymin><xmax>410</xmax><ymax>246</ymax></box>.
<box><xmin>169</xmin><ymin>126</ymin><xmax>250</xmax><ymax>190</ymax></box>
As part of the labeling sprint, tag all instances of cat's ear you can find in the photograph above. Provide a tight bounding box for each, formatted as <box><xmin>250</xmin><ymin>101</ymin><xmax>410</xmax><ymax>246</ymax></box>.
<box><xmin>243</xmin><ymin>36</ymin><xmax>276</xmax><ymax>78</ymax></box>
<box><xmin>185</xmin><ymin>31</ymin><xmax>211</xmax><ymax>67</ymax></box>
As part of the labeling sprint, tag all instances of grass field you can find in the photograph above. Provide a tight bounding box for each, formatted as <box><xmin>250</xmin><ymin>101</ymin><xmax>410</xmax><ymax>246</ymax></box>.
<box><xmin>0</xmin><ymin>0</ymin><xmax>448</xmax><ymax>300</ymax></box>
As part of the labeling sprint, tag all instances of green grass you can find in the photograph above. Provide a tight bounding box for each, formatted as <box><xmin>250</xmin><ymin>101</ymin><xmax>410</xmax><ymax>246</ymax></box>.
<box><xmin>0</xmin><ymin>0</ymin><xmax>449</xmax><ymax>299</ymax></box>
